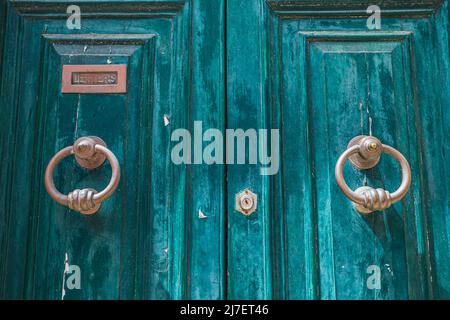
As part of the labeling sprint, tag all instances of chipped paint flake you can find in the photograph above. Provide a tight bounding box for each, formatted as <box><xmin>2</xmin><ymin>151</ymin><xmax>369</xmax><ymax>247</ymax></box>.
<box><xmin>61</xmin><ymin>252</ymin><xmax>70</xmax><ymax>300</ymax></box>
<box><xmin>359</xmin><ymin>102</ymin><xmax>364</xmax><ymax>133</ymax></box>
<box><xmin>198</xmin><ymin>208</ymin><xmax>207</xmax><ymax>219</ymax></box>
<box><xmin>164</xmin><ymin>114</ymin><xmax>170</xmax><ymax>126</ymax></box>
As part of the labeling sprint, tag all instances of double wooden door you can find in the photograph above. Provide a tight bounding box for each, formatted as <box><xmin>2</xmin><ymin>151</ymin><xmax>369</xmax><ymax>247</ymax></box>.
<box><xmin>0</xmin><ymin>0</ymin><xmax>449</xmax><ymax>299</ymax></box>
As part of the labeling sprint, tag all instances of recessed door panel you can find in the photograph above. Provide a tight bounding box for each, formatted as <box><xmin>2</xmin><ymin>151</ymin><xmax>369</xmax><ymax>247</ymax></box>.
<box><xmin>273</xmin><ymin>4</ymin><xmax>450</xmax><ymax>300</ymax></box>
<box><xmin>286</xmin><ymin>33</ymin><xmax>422</xmax><ymax>300</ymax></box>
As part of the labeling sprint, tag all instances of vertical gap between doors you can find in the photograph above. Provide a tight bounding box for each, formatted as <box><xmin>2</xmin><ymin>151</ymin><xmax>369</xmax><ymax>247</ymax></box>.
<box><xmin>223</xmin><ymin>0</ymin><xmax>229</xmax><ymax>300</ymax></box>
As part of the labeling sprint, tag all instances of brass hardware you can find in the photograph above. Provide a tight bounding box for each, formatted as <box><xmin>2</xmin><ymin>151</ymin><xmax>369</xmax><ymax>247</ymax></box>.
<box><xmin>61</xmin><ymin>64</ymin><xmax>127</xmax><ymax>94</ymax></box>
<box><xmin>236</xmin><ymin>189</ymin><xmax>257</xmax><ymax>216</ymax></box>
<box><xmin>347</xmin><ymin>135</ymin><xmax>382</xmax><ymax>170</ymax></box>
<box><xmin>73</xmin><ymin>136</ymin><xmax>107</xmax><ymax>169</ymax></box>
<box><xmin>44</xmin><ymin>136</ymin><xmax>121</xmax><ymax>215</ymax></box>
<box><xmin>335</xmin><ymin>135</ymin><xmax>411</xmax><ymax>214</ymax></box>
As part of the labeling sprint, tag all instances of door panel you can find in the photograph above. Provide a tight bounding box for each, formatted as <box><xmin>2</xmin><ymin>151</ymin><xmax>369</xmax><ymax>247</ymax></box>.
<box><xmin>288</xmin><ymin>32</ymin><xmax>425</xmax><ymax>300</ymax></box>
<box><xmin>34</xmin><ymin>33</ymin><xmax>166</xmax><ymax>300</ymax></box>
<box><xmin>227</xmin><ymin>0</ymin><xmax>450</xmax><ymax>299</ymax></box>
<box><xmin>0</xmin><ymin>0</ymin><xmax>225</xmax><ymax>299</ymax></box>
<box><xmin>275</xmin><ymin>5</ymin><xmax>450</xmax><ymax>299</ymax></box>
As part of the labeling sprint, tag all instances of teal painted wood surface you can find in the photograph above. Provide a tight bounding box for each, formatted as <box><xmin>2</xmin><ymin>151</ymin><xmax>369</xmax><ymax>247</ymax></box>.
<box><xmin>227</xmin><ymin>0</ymin><xmax>450</xmax><ymax>299</ymax></box>
<box><xmin>0</xmin><ymin>0</ymin><xmax>449</xmax><ymax>300</ymax></box>
<box><xmin>226</xmin><ymin>0</ymin><xmax>272</xmax><ymax>300</ymax></box>
<box><xmin>187</xmin><ymin>0</ymin><xmax>225</xmax><ymax>300</ymax></box>
<box><xmin>0</xmin><ymin>0</ymin><xmax>6</xmax><ymax>89</ymax></box>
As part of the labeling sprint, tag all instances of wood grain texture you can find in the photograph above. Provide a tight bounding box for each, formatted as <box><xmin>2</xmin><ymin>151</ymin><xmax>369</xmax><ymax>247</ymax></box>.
<box><xmin>0</xmin><ymin>0</ymin><xmax>6</xmax><ymax>88</ymax></box>
<box><xmin>268</xmin><ymin>0</ymin><xmax>445</xmax><ymax>18</ymax></box>
<box><xmin>227</xmin><ymin>0</ymin><xmax>273</xmax><ymax>299</ymax></box>
<box><xmin>267</xmin><ymin>0</ymin><xmax>444</xmax><ymax>10</ymax></box>
<box><xmin>10</xmin><ymin>0</ymin><xmax>185</xmax><ymax>18</ymax></box>
<box><xmin>187</xmin><ymin>0</ymin><xmax>225</xmax><ymax>300</ymax></box>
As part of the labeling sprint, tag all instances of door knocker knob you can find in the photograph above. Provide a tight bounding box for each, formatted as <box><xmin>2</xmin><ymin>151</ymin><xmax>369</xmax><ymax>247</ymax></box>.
<box><xmin>44</xmin><ymin>136</ymin><xmax>120</xmax><ymax>214</ymax></box>
<box><xmin>335</xmin><ymin>135</ymin><xmax>411</xmax><ymax>214</ymax></box>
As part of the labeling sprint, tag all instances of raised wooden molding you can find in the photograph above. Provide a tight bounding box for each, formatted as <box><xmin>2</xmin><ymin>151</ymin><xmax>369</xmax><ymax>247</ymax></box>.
<box><xmin>267</xmin><ymin>0</ymin><xmax>444</xmax><ymax>17</ymax></box>
<box><xmin>43</xmin><ymin>33</ymin><xmax>156</xmax><ymax>43</ymax></box>
<box><xmin>9</xmin><ymin>0</ymin><xmax>186</xmax><ymax>18</ymax></box>
<box><xmin>297</xmin><ymin>30</ymin><xmax>413</xmax><ymax>39</ymax></box>
<box><xmin>267</xmin><ymin>0</ymin><xmax>443</xmax><ymax>11</ymax></box>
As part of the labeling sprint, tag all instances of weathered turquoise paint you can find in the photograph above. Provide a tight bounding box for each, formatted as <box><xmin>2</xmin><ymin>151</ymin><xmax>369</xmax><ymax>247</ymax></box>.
<box><xmin>0</xmin><ymin>0</ymin><xmax>449</xmax><ymax>300</ymax></box>
<box><xmin>0</xmin><ymin>0</ymin><xmax>6</xmax><ymax>88</ymax></box>
<box><xmin>0</xmin><ymin>0</ymin><xmax>225</xmax><ymax>299</ymax></box>
<box><xmin>226</xmin><ymin>0</ymin><xmax>449</xmax><ymax>299</ymax></box>
<box><xmin>187</xmin><ymin>0</ymin><xmax>226</xmax><ymax>300</ymax></box>
<box><xmin>226</xmin><ymin>0</ymin><xmax>273</xmax><ymax>300</ymax></box>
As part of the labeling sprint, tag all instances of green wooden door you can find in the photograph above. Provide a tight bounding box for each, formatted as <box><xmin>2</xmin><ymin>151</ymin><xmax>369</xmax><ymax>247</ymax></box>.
<box><xmin>226</xmin><ymin>0</ymin><xmax>450</xmax><ymax>299</ymax></box>
<box><xmin>0</xmin><ymin>0</ymin><xmax>225</xmax><ymax>299</ymax></box>
<box><xmin>1</xmin><ymin>0</ymin><xmax>449</xmax><ymax>300</ymax></box>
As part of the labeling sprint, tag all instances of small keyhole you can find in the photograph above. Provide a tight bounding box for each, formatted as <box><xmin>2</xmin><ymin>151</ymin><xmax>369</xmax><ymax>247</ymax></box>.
<box><xmin>240</xmin><ymin>195</ymin><xmax>254</xmax><ymax>210</ymax></box>
<box><xmin>236</xmin><ymin>189</ymin><xmax>257</xmax><ymax>215</ymax></box>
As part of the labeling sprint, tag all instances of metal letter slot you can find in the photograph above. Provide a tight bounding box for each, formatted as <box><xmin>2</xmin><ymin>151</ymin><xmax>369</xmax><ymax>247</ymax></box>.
<box><xmin>61</xmin><ymin>64</ymin><xmax>127</xmax><ymax>93</ymax></box>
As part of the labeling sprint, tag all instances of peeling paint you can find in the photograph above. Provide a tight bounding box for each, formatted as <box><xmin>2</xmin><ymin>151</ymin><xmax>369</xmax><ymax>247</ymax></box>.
<box><xmin>359</xmin><ymin>102</ymin><xmax>364</xmax><ymax>134</ymax></box>
<box><xmin>364</xmin><ymin>54</ymin><xmax>374</xmax><ymax>137</ymax></box>
<box><xmin>164</xmin><ymin>114</ymin><xmax>170</xmax><ymax>126</ymax></box>
<box><xmin>106</xmin><ymin>45</ymin><xmax>113</xmax><ymax>64</ymax></box>
<box><xmin>198</xmin><ymin>208</ymin><xmax>207</xmax><ymax>219</ymax></box>
<box><xmin>366</xmin><ymin>102</ymin><xmax>373</xmax><ymax>136</ymax></box>
<box><xmin>74</xmin><ymin>97</ymin><xmax>81</xmax><ymax>137</ymax></box>
<box><xmin>61</xmin><ymin>253</ymin><xmax>70</xmax><ymax>300</ymax></box>
<box><xmin>153</xmin><ymin>248</ymin><xmax>170</xmax><ymax>273</ymax></box>
<box><xmin>384</xmin><ymin>263</ymin><xmax>394</xmax><ymax>276</ymax></box>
